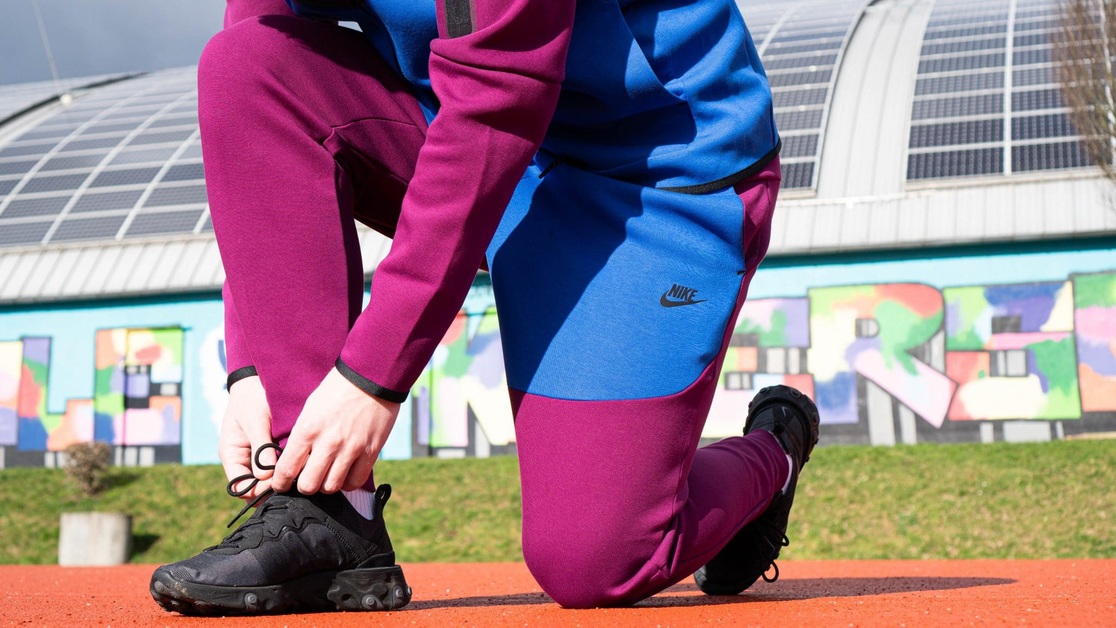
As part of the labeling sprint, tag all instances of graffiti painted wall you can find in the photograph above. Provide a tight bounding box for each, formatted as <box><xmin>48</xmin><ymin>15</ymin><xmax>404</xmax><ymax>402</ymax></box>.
<box><xmin>0</xmin><ymin>298</ymin><xmax>226</xmax><ymax>468</ymax></box>
<box><xmin>0</xmin><ymin>329</ymin><xmax>184</xmax><ymax>457</ymax></box>
<box><xmin>1</xmin><ymin>248</ymin><xmax>1114</xmax><ymax>468</ymax></box>
<box><xmin>715</xmin><ymin>273</ymin><xmax>1116</xmax><ymax>445</ymax></box>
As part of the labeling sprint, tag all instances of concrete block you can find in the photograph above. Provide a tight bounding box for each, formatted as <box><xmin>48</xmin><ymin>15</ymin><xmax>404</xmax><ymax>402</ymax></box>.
<box><xmin>58</xmin><ymin>512</ymin><xmax>132</xmax><ymax>566</ymax></box>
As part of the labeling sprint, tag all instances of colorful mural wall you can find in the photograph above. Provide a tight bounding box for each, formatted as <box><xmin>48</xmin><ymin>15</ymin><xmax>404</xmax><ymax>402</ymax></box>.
<box><xmin>2</xmin><ymin>254</ymin><xmax>1115</xmax><ymax>469</ymax></box>
<box><xmin>0</xmin><ymin>298</ymin><xmax>225</xmax><ymax>468</ymax></box>
<box><xmin>410</xmin><ymin>305</ymin><xmax>516</xmax><ymax>458</ymax></box>
<box><xmin>712</xmin><ymin>272</ymin><xmax>1116</xmax><ymax>445</ymax></box>
<box><xmin>0</xmin><ymin>329</ymin><xmax>185</xmax><ymax>464</ymax></box>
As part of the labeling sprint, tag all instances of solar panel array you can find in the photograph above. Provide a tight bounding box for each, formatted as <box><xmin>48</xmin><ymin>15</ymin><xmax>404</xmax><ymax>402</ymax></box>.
<box><xmin>0</xmin><ymin>74</ymin><xmax>124</xmax><ymax>122</ymax></box>
<box><xmin>0</xmin><ymin>0</ymin><xmax>870</xmax><ymax>243</ymax></box>
<box><xmin>0</xmin><ymin>0</ymin><xmax>1102</xmax><ymax>250</ymax></box>
<box><xmin>908</xmin><ymin>0</ymin><xmax>1094</xmax><ymax>180</ymax></box>
<box><xmin>743</xmin><ymin>0</ymin><xmax>870</xmax><ymax>190</ymax></box>
<box><xmin>0</xmin><ymin>68</ymin><xmax>206</xmax><ymax>249</ymax></box>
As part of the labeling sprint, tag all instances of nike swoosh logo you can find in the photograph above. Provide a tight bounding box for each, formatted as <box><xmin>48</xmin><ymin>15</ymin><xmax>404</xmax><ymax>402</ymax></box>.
<box><xmin>660</xmin><ymin>294</ymin><xmax>707</xmax><ymax>308</ymax></box>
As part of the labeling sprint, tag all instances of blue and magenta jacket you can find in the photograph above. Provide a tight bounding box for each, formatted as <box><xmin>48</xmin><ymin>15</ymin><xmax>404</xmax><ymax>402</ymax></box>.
<box><xmin>237</xmin><ymin>0</ymin><xmax>780</xmax><ymax>400</ymax></box>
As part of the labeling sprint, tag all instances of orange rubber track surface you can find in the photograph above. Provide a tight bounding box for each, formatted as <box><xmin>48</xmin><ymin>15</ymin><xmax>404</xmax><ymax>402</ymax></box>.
<box><xmin>3</xmin><ymin>560</ymin><xmax>1114</xmax><ymax>626</ymax></box>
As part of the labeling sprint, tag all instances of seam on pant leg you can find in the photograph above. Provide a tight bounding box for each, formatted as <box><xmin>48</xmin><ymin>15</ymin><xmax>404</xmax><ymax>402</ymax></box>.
<box><xmin>648</xmin><ymin>175</ymin><xmax>777</xmax><ymax>586</ymax></box>
<box><xmin>652</xmin><ymin>267</ymin><xmax>755</xmax><ymax>585</ymax></box>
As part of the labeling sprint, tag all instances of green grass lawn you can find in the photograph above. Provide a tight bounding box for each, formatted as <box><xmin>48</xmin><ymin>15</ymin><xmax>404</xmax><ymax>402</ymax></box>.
<box><xmin>0</xmin><ymin>440</ymin><xmax>1112</xmax><ymax>565</ymax></box>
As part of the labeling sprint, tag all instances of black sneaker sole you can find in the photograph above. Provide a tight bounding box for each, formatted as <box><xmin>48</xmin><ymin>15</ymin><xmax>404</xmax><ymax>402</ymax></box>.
<box><xmin>150</xmin><ymin>564</ymin><xmax>412</xmax><ymax>615</ymax></box>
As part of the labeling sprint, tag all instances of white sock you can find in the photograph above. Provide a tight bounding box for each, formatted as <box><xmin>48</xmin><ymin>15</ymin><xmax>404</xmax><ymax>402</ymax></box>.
<box><xmin>343</xmin><ymin>488</ymin><xmax>375</xmax><ymax>520</ymax></box>
<box><xmin>781</xmin><ymin>453</ymin><xmax>794</xmax><ymax>494</ymax></box>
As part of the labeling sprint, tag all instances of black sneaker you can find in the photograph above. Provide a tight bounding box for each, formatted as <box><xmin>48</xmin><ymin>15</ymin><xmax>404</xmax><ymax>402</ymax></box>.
<box><xmin>150</xmin><ymin>484</ymin><xmax>411</xmax><ymax>615</ymax></box>
<box><xmin>694</xmin><ymin>385</ymin><xmax>820</xmax><ymax>595</ymax></box>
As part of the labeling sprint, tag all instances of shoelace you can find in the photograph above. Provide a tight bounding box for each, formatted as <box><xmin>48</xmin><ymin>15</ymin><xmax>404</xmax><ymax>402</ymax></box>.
<box><xmin>225</xmin><ymin>442</ymin><xmax>283</xmax><ymax>528</ymax></box>
<box><xmin>760</xmin><ymin>532</ymin><xmax>791</xmax><ymax>583</ymax></box>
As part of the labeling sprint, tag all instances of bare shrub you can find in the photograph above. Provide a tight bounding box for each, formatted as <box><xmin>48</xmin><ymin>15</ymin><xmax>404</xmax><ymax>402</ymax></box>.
<box><xmin>64</xmin><ymin>442</ymin><xmax>113</xmax><ymax>497</ymax></box>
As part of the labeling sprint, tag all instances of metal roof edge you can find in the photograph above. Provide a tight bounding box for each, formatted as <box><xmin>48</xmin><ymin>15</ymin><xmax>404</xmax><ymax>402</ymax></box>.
<box><xmin>769</xmin><ymin>173</ymin><xmax>1116</xmax><ymax>254</ymax></box>
<box><xmin>0</xmin><ymin>228</ymin><xmax>396</xmax><ymax>306</ymax></box>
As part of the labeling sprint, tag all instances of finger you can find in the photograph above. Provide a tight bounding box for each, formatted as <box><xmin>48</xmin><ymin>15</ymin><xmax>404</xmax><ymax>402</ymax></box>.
<box><xmin>342</xmin><ymin>454</ymin><xmax>375</xmax><ymax>492</ymax></box>
<box><xmin>246</xmin><ymin>420</ymin><xmax>276</xmax><ymax>479</ymax></box>
<box><xmin>227</xmin><ymin>378</ymin><xmax>276</xmax><ymax>478</ymax></box>
<box><xmin>296</xmin><ymin>445</ymin><xmax>333</xmax><ymax>495</ymax></box>
<box><xmin>231</xmin><ymin>478</ymin><xmax>275</xmax><ymax>502</ymax></box>
<box><xmin>249</xmin><ymin>477</ymin><xmax>273</xmax><ymax>497</ymax></box>
<box><xmin>220</xmin><ymin>455</ymin><xmax>266</xmax><ymax>500</ymax></box>
<box><xmin>219</xmin><ymin>444</ymin><xmax>252</xmax><ymax>485</ymax></box>
<box><xmin>227</xmin><ymin>470</ymin><xmax>261</xmax><ymax>499</ymax></box>
<box><xmin>322</xmin><ymin>448</ymin><xmax>361</xmax><ymax>494</ymax></box>
<box><xmin>273</xmin><ymin>432</ymin><xmax>311</xmax><ymax>492</ymax></box>
<box><xmin>218</xmin><ymin>420</ymin><xmax>253</xmax><ymax>486</ymax></box>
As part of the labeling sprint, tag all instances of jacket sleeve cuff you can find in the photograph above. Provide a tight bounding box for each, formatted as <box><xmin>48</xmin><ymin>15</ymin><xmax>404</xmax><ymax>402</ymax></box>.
<box><xmin>226</xmin><ymin>365</ymin><xmax>259</xmax><ymax>391</ymax></box>
<box><xmin>335</xmin><ymin>358</ymin><xmax>409</xmax><ymax>404</ymax></box>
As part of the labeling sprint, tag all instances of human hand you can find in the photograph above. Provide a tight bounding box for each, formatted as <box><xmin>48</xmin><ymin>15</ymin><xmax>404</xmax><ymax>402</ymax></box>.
<box><xmin>272</xmin><ymin>367</ymin><xmax>400</xmax><ymax>495</ymax></box>
<box><xmin>218</xmin><ymin>375</ymin><xmax>277</xmax><ymax>501</ymax></box>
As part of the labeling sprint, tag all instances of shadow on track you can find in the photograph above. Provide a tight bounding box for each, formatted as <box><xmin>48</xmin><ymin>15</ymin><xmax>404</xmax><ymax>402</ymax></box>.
<box><xmin>407</xmin><ymin>577</ymin><xmax>1016</xmax><ymax>610</ymax></box>
<box><xmin>643</xmin><ymin>577</ymin><xmax>1018</xmax><ymax>605</ymax></box>
<box><xmin>407</xmin><ymin>592</ymin><xmax>553</xmax><ymax>610</ymax></box>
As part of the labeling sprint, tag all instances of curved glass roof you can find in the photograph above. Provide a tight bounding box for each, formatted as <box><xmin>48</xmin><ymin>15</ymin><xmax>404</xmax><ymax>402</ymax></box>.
<box><xmin>0</xmin><ymin>0</ymin><xmax>873</xmax><ymax>249</ymax></box>
<box><xmin>0</xmin><ymin>74</ymin><xmax>126</xmax><ymax>123</ymax></box>
<box><xmin>0</xmin><ymin>68</ymin><xmax>205</xmax><ymax>248</ymax></box>
<box><xmin>907</xmin><ymin>0</ymin><xmax>1095</xmax><ymax>180</ymax></box>
<box><xmin>741</xmin><ymin>0</ymin><xmax>870</xmax><ymax>191</ymax></box>
<box><xmin>0</xmin><ymin>0</ymin><xmax>1105</xmax><ymax>253</ymax></box>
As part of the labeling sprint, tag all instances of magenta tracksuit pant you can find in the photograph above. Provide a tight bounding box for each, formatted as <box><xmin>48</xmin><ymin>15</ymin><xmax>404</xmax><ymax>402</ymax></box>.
<box><xmin>200</xmin><ymin>1</ymin><xmax>787</xmax><ymax>608</ymax></box>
